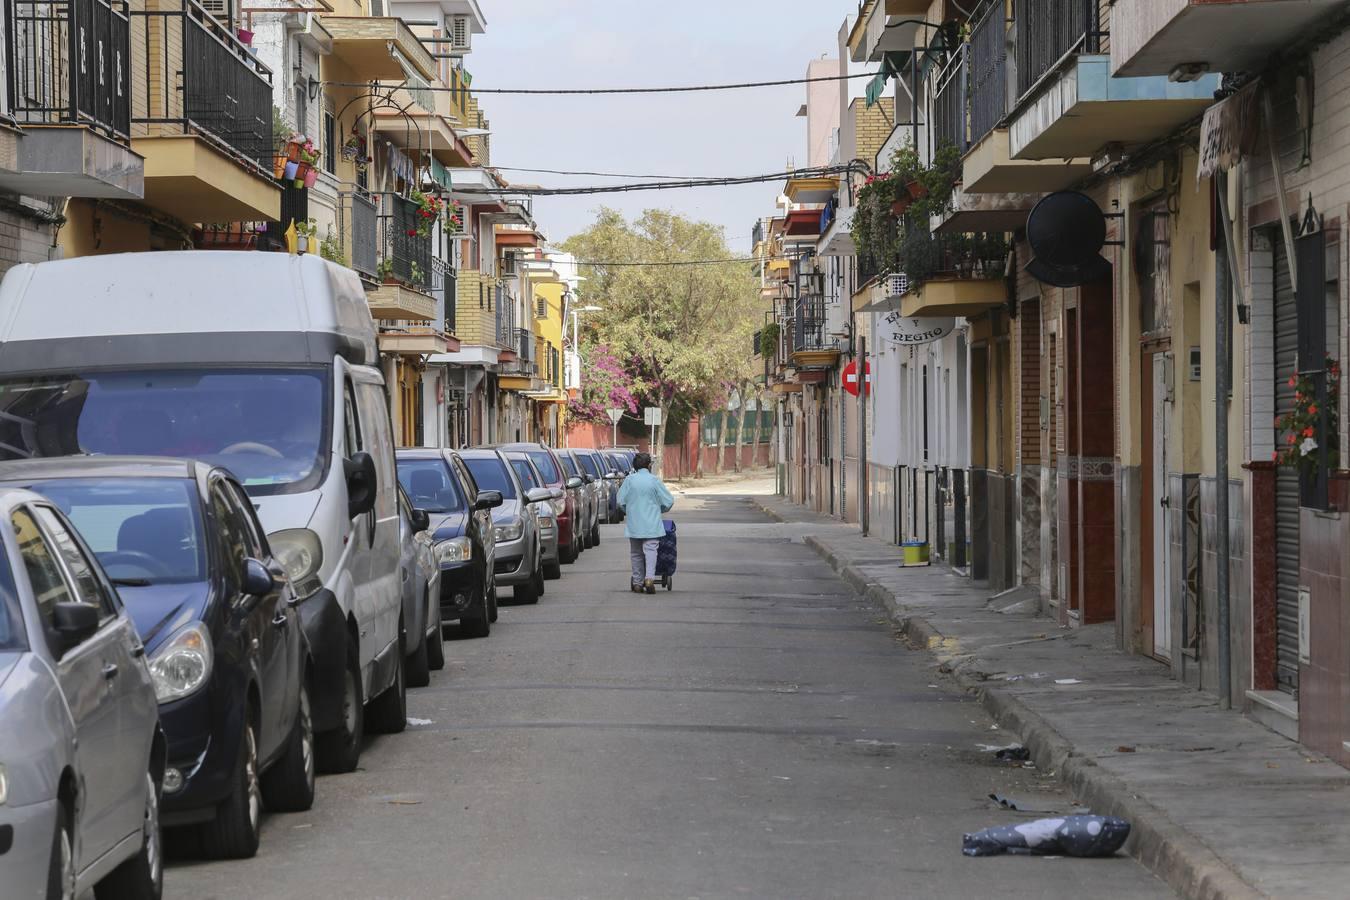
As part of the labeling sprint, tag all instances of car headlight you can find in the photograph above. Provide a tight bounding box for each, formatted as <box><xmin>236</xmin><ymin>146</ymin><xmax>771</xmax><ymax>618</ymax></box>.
<box><xmin>493</xmin><ymin>517</ymin><xmax>524</xmax><ymax>542</ymax></box>
<box><xmin>435</xmin><ymin>536</ymin><xmax>472</xmax><ymax>565</ymax></box>
<box><xmin>0</xmin><ymin>763</ymin><xmax>7</xmax><ymax>805</ymax></box>
<box><xmin>269</xmin><ymin>528</ymin><xmax>324</xmax><ymax>598</ymax></box>
<box><xmin>149</xmin><ymin>622</ymin><xmax>212</xmax><ymax>703</ymax></box>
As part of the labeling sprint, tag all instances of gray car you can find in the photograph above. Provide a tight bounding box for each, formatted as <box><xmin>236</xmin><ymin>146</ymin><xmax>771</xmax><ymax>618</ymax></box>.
<box><xmin>0</xmin><ymin>487</ymin><xmax>164</xmax><ymax>899</ymax></box>
<box><xmin>460</xmin><ymin>450</ymin><xmax>553</xmax><ymax>605</ymax></box>
<box><xmin>504</xmin><ymin>452</ymin><xmax>563</xmax><ymax>580</ymax></box>
<box><xmin>397</xmin><ymin>486</ymin><xmax>443</xmax><ymax>688</ymax></box>
<box><xmin>556</xmin><ymin>450</ymin><xmax>601</xmax><ymax>549</ymax></box>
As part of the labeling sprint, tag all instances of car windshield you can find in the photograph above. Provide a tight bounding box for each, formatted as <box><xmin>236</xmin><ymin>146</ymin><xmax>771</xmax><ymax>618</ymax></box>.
<box><xmin>526</xmin><ymin>450</ymin><xmax>561</xmax><ymax>484</ymax></box>
<box><xmin>0</xmin><ymin>369</ymin><xmax>330</xmax><ymax>496</ymax></box>
<box><xmin>30</xmin><ymin>478</ymin><xmax>207</xmax><ymax>584</ymax></box>
<box><xmin>607</xmin><ymin>453</ymin><xmax>628</xmax><ymax>472</ymax></box>
<box><xmin>0</xmin><ymin>546</ymin><xmax>24</xmax><ymax>651</ymax></box>
<box><xmin>576</xmin><ymin>453</ymin><xmax>600</xmax><ymax>477</ymax></box>
<box><xmin>558</xmin><ymin>453</ymin><xmax>579</xmax><ymax>477</ymax></box>
<box><xmin>508</xmin><ymin>457</ymin><xmax>538</xmax><ymax>489</ymax></box>
<box><xmin>397</xmin><ymin>458</ymin><xmax>466</xmax><ymax>513</ymax></box>
<box><xmin>463</xmin><ymin>457</ymin><xmax>516</xmax><ymax>499</ymax></box>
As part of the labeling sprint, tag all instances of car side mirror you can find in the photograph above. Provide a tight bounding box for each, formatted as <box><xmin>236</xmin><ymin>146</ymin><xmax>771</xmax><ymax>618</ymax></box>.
<box><xmin>51</xmin><ymin>601</ymin><xmax>99</xmax><ymax>653</ymax></box>
<box><xmin>474</xmin><ymin>490</ymin><xmax>504</xmax><ymax>511</ymax></box>
<box><xmin>411</xmin><ymin>507</ymin><xmax>431</xmax><ymax>532</ymax></box>
<box><xmin>583</xmin><ymin>474</ymin><xmax>595</xmax><ymax>484</ymax></box>
<box><xmin>565</xmin><ymin>476</ymin><xmax>583</xmax><ymax>490</ymax></box>
<box><xmin>344</xmin><ymin>451</ymin><xmax>377</xmax><ymax>518</ymax></box>
<box><xmin>607</xmin><ymin>470</ymin><xmax>619</xmax><ymax>479</ymax></box>
<box><xmin>550</xmin><ymin>487</ymin><xmax>564</xmax><ymax>500</ymax></box>
<box><xmin>525</xmin><ymin>487</ymin><xmax>552</xmax><ymax>504</ymax></box>
<box><xmin>243</xmin><ymin>558</ymin><xmax>276</xmax><ymax>597</ymax></box>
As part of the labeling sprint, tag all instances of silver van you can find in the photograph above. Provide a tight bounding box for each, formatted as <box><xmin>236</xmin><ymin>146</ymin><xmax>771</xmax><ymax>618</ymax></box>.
<box><xmin>0</xmin><ymin>251</ymin><xmax>406</xmax><ymax>774</ymax></box>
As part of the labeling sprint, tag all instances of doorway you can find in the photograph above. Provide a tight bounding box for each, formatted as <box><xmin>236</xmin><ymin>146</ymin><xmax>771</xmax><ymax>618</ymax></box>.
<box><xmin>1140</xmin><ymin>346</ymin><xmax>1172</xmax><ymax>659</ymax></box>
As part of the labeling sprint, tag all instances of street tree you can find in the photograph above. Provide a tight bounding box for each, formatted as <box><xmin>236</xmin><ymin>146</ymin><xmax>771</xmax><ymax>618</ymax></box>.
<box><xmin>563</xmin><ymin>208</ymin><xmax>759</xmax><ymax>473</ymax></box>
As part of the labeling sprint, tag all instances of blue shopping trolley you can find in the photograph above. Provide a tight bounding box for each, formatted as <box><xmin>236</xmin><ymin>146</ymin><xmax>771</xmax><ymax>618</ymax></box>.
<box><xmin>654</xmin><ymin>519</ymin><xmax>676</xmax><ymax>590</ymax></box>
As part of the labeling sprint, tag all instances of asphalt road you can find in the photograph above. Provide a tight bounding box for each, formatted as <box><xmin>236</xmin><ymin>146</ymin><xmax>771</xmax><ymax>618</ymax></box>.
<box><xmin>165</xmin><ymin>478</ymin><xmax>1173</xmax><ymax>900</ymax></box>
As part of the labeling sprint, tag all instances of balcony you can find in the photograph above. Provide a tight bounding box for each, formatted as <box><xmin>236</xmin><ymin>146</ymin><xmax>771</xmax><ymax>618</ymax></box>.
<box><xmin>935</xmin><ymin>184</ymin><xmax>1044</xmax><ymax>233</ymax></box>
<box><xmin>848</xmin><ymin>0</ymin><xmax>932</xmax><ymax>63</ymax></box>
<box><xmin>1110</xmin><ymin>0</ymin><xmax>1344</xmax><ymax>78</ymax></box>
<box><xmin>378</xmin><ymin>194</ymin><xmax>432</xmax><ymax>292</ymax></box>
<box><xmin>131</xmin><ymin>0</ymin><xmax>279</xmax><ymax>222</ymax></box>
<box><xmin>1007</xmin><ymin>0</ymin><xmax>1220</xmax><ymax>161</ymax></box>
<box><xmin>891</xmin><ymin>230</ymin><xmax>1008</xmax><ymax>318</ymax></box>
<box><xmin>377</xmin><ymin>326</ymin><xmax>454</xmax><ymax>356</ymax></box>
<box><xmin>0</xmin><ymin>0</ymin><xmax>144</xmax><ymax>200</ymax></box>
<box><xmin>342</xmin><ymin>190</ymin><xmax>379</xmax><ymax>279</ymax></box>
<box><xmin>318</xmin><ymin>15</ymin><xmax>435</xmax><ymax>81</ymax></box>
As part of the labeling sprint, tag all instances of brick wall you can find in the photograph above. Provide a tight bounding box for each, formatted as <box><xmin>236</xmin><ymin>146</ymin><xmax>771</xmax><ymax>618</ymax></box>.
<box><xmin>852</xmin><ymin>100</ymin><xmax>894</xmax><ymax>170</ymax></box>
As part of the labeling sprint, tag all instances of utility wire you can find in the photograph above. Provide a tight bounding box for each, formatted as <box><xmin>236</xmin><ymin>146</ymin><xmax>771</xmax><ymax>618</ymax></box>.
<box><xmin>454</xmin><ymin>165</ymin><xmax>857</xmax><ymax>197</ymax></box>
<box><xmin>491</xmin><ymin>165</ymin><xmax>723</xmax><ymax>180</ymax></box>
<box><xmin>567</xmin><ymin>257</ymin><xmax>760</xmax><ymax>267</ymax></box>
<box><xmin>323</xmin><ymin>72</ymin><xmax>874</xmax><ymax>95</ymax></box>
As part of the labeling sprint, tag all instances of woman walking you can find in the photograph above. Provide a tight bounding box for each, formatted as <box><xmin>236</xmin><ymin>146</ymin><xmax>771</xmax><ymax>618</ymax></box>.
<box><xmin>616</xmin><ymin>451</ymin><xmax>674</xmax><ymax>594</ymax></box>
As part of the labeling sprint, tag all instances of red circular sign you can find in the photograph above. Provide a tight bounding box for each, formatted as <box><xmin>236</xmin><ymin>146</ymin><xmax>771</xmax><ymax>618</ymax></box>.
<box><xmin>842</xmin><ymin>359</ymin><xmax>871</xmax><ymax>397</ymax></box>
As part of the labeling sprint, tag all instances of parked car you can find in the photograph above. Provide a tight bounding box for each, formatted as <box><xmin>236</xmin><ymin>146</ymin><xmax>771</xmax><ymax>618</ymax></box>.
<box><xmin>0</xmin><ymin>457</ymin><xmax>320</xmax><ymax>859</ymax></box>
<box><xmin>0</xmin><ymin>252</ymin><xmax>407</xmax><ymax>776</ymax></box>
<box><xmin>460</xmin><ymin>450</ymin><xmax>554</xmax><ymax>605</ymax></box>
<box><xmin>573</xmin><ymin>449</ymin><xmax>611</xmax><ymax>534</ymax></box>
<box><xmin>493</xmin><ymin>443</ymin><xmax>581</xmax><ymax>566</ymax></box>
<box><xmin>556</xmin><ymin>450</ymin><xmax>599</xmax><ymax>549</ymax></box>
<box><xmin>601</xmin><ymin>450</ymin><xmax>631</xmax><ymax>522</ymax></box>
<box><xmin>0</xmin><ymin>486</ymin><xmax>163</xmax><ymax>899</ymax></box>
<box><xmin>396</xmin><ymin>485</ymin><xmax>443</xmax><ymax>688</ymax></box>
<box><xmin>502</xmin><ymin>451</ymin><xmax>562</xmax><ymax>580</ymax></box>
<box><xmin>395</xmin><ymin>450</ymin><xmax>501</xmax><ymax>638</ymax></box>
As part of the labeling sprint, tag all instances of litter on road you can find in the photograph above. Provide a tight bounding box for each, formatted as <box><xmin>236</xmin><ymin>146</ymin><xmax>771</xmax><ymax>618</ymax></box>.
<box><xmin>962</xmin><ymin>815</ymin><xmax>1132</xmax><ymax>858</ymax></box>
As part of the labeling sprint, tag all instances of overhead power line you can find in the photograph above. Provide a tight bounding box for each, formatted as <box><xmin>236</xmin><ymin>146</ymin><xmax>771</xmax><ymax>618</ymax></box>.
<box><xmin>324</xmin><ymin>72</ymin><xmax>874</xmax><ymax>95</ymax></box>
<box><xmin>569</xmin><ymin>257</ymin><xmax>760</xmax><ymax>267</ymax></box>
<box><xmin>492</xmin><ymin>165</ymin><xmax>720</xmax><ymax>180</ymax></box>
<box><xmin>452</xmin><ymin>165</ymin><xmax>857</xmax><ymax>197</ymax></box>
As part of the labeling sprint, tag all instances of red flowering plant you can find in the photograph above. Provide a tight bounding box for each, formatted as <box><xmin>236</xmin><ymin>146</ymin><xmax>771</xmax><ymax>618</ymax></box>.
<box><xmin>442</xmin><ymin>198</ymin><xmax>465</xmax><ymax>236</ymax></box>
<box><xmin>1275</xmin><ymin>356</ymin><xmax>1340</xmax><ymax>475</ymax></box>
<box><xmin>408</xmin><ymin>189</ymin><xmax>441</xmax><ymax>238</ymax></box>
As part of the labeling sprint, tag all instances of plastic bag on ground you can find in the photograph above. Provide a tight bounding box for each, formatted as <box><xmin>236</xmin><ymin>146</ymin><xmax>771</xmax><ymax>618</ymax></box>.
<box><xmin>962</xmin><ymin>815</ymin><xmax>1131</xmax><ymax>857</ymax></box>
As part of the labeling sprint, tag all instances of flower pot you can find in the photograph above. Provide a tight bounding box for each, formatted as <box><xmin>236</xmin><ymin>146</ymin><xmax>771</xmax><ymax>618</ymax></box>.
<box><xmin>236</xmin><ymin>28</ymin><xmax>253</xmax><ymax>44</ymax></box>
<box><xmin>891</xmin><ymin>198</ymin><xmax>911</xmax><ymax>216</ymax></box>
<box><xmin>273</xmin><ymin>155</ymin><xmax>288</xmax><ymax>179</ymax></box>
<box><xmin>282</xmin><ymin>160</ymin><xmax>299</xmax><ymax>181</ymax></box>
<box><xmin>303</xmin><ymin>166</ymin><xmax>319</xmax><ymax>188</ymax></box>
<box><xmin>286</xmin><ymin>142</ymin><xmax>301</xmax><ymax>163</ymax></box>
<box><xmin>905</xmin><ymin>179</ymin><xmax>928</xmax><ymax>200</ymax></box>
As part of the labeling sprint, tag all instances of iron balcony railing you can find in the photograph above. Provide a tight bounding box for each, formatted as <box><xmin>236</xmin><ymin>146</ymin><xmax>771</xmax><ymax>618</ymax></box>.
<box><xmin>344</xmin><ymin>190</ymin><xmax>378</xmax><ymax>278</ymax></box>
<box><xmin>9</xmin><ymin>0</ymin><xmax>131</xmax><ymax>138</ymax></box>
<box><xmin>378</xmin><ymin>193</ymin><xmax>432</xmax><ymax>291</ymax></box>
<box><xmin>933</xmin><ymin>45</ymin><xmax>967</xmax><ymax>156</ymax></box>
<box><xmin>969</xmin><ymin>0</ymin><xmax>1007</xmax><ymax>145</ymax></box>
<box><xmin>432</xmin><ymin>256</ymin><xmax>455</xmax><ymax>333</ymax></box>
<box><xmin>895</xmin><ymin>224</ymin><xmax>1008</xmax><ymax>288</ymax></box>
<box><xmin>260</xmin><ymin>182</ymin><xmax>309</xmax><ymax>251</ymax></box>
<box><xmin>793</xmin><ymin>297</ymin><xmax>828</xmax><ymax>352</ymax></box>
<box><xmin>132</xmin><ymin>0</ymin><xmax>273</xmax><ymax>169</ymax></box>
<box><xmin>494</xmin><ymin>284</ymin><xmax>516</xmax><ymax>346</ymax></box>
<box><xmin>1016</xmin><ymin>0</ymin><xmax>1108</xmax><ymax>99</ymax></box>
<box><xmin>515</xmin><ymin>327</ymin><xmax>533</xmax><ymax>363</ymax></box>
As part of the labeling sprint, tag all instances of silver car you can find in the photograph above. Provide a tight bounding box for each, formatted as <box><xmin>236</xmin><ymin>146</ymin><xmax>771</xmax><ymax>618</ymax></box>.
<box><xmin>460</xmin><ymin>450</ymin><xmax>553</xmax><ymax>605</ymax></box>
<box><xmin>397</xmin><ymin>486</ymin><xmax>443</xmax><ymax>688</ymax></box>
<box><xmin>504</xmin><ymin>452</ymin><xmax>563</xmax><ymax>580</ymax></box>
<box><xmin>0</xmin><ymin>487</ymin><xmax>164</xmax><ymax>899</ymax></box>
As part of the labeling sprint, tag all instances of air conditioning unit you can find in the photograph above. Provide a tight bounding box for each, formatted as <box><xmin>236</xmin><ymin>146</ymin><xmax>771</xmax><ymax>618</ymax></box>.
<box><xmin>200</xmin><ymin>0</ymin><xmax>230</xmax><ymax>23</ymax></box>
<box><xmin>450</xmin><ymin>16</ymin><xmax>472</xmax><ymax>53</ymax></box>
<box><xmin>885</xmin><ymin>273</ymin><xmax>909</xmax><ymax>298</ymax></box>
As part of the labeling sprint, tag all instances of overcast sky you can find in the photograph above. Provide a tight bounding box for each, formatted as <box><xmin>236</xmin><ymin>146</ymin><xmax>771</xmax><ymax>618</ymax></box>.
<box><xmin>464</xmin><ymin>0</ymin><xmax>861</xmax><ymax>253</ymax></box>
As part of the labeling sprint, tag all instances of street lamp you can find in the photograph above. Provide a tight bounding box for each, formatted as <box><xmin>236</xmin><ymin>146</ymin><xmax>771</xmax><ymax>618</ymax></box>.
<box><xmin>569</xmin><ymin>304</ymin><xmax>602</xmax><ymax>360</ymax></box>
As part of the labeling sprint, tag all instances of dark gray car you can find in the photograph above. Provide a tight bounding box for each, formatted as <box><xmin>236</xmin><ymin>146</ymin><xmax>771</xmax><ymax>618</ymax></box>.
<box><xmin>0</xmin><ymin>487</ymin><xmax>164</xmax><ymax>899</ymax></box>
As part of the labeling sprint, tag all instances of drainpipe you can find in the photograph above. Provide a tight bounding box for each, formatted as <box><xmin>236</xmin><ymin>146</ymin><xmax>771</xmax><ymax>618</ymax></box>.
<box><xmin>1215</xmin><ymin>170</ymin><xmax>1239</xmax><ymax>711</ymax></box>
<box><xmin>860</xmin><ymin>335</ymin><xmax>869</xmax><ymax>536</ymax></box>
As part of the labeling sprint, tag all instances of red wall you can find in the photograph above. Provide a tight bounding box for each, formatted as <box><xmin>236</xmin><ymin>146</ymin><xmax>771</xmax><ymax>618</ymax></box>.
<box><xmin>564</xmin><ymin>417</ymin><xmax>770</xmax><ymax>480</ymax></box>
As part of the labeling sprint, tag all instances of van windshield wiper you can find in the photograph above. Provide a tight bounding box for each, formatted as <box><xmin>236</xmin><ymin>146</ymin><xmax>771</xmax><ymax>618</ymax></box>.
<box><xmin>111</xmin><ymin>577</ymin><xmax>153</xmax><ymax>587</ymax></box>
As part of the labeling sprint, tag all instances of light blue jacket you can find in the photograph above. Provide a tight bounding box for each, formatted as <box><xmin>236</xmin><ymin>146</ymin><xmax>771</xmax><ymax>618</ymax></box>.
<box><xmin>617</xmin><ymin>469</ymin><xmax>674</xmax><ymax>539</ymax></box>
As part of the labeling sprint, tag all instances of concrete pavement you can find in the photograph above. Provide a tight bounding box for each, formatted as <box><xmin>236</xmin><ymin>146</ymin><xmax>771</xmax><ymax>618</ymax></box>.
<box><xmin>165</xmin><ymin>478</ymin><xmax>1170</xmax><ymax>899</ymax></box>
<box><xmin>755</xmin><ymin>489</ymin><xmax>1350</xmax><ymax>900</ymax></box>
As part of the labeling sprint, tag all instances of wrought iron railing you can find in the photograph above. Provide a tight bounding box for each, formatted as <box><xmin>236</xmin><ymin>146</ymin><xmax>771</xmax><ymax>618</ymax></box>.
<box><xmin>378</xmin><ymin>194</ymin><xmax>431</xmax><ymax>291</ymax></box>
<box><xmin>933</xmin><ymin>46</ymin><xmax>967</xmax><ymax>156</ymax></box>
<box><xmin>344</xmin><ymin>191</ymin><xmax>378</xmax><ymax>278</ymax></box>
<box><xmin>895</xmin><ymin>224</ymin><xmax>1008</xmax><ymax>287</ymax></box>
<box><xmin>132</xmin><ymin>0</ymin><xmax>273</xmax><ymax>169</ymax></box>
<box><xmin>1015</xmin><ymin>0</ymin><xmax>1108</xmax><ymax>98</ymax></box>
<box><xmin>494</xmin><ymin>284</ymin><xmax>516</xmax><ymax>346</ymax></box>
<box><xmin>9</xmin><ymin>0</ymin><xmax>130</xmax><ymax>138</ymax></box>
<box><xmin>431</xmin><ymin>256</ymin><xmax>455</xmax><ymax>333</ymax></box>
<box><xmin>969</xmin><ymin>1</ymin><xmax>1007</xmax><ymax>145</ymax></box>
<box><xmin>259</xmin><ymin>182</ymin><xmax>309</xmax><ymax>251</ymax></box>
<box><xmin>515</xmin><ymin>327</ymin><xmax>533</xmax><ymax>363</ymax></box>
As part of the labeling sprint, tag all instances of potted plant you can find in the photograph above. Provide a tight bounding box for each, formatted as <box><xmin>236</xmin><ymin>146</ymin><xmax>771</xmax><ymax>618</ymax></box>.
<box><xmin>377</xmin><ymin>258</ymin><xmax>396</xmax><ymax>283</ymax></box>
<box><xmin>295</xmin><ymin>218</ymin><xmax>318</xmax><ymax>254</ymax></box>
<box><xmin>442</xmin><ymin>199</ymin><xmax>464</xmax><ymax>236</ymax></box>
<box><xmin>319</xmin><ymin>227</ymin><xmax>345</xmax><ymax>265</ymax></box>
<box><xmin>409</xmin><ymin>261</ymin><xmax>424</xmax><ymax>285</ymax></box>
<box><xmin>1275</xmin><ymin>358</ymin><xmax>1341</xmax><ymax>475</ymax></box>
<box><xmin>409</xmin><ymin>189</ymin><xmax>440</xmax><ymax>238</ymax></box>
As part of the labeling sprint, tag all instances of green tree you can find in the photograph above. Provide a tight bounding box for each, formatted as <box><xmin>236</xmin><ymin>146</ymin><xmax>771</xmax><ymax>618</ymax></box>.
<box><xmin>563</xmin><ymin>208</ymin><xmax>759</xmax><ymax>473</ymax></box>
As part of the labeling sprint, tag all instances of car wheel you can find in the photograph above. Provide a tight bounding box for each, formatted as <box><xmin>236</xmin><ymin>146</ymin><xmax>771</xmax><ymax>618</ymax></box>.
<box><xmin>560</xmin><ymin>536</ymin><xmax>577</xmax><ymax>564</ymax></box>
<box><xmin>591</xmin><ymin>523</ymin><xmax>601</xmax><ymax>546</ymax></box>
<box><xmin>96</xmin><ymin>769</ymin><xmax>161</xmax><ymax>900</ymax></box>
<box><xmin>260</xmin><ymin>679</ymin><xmax>315</xmax><ymax>813</ymax></box>
<box><xmin>315</xmin><ymin>638</ymin><xmax>364</xmax><ymax>774</ymax></box>
<box><xmin>514</xmin><ymin>569</ymin><xmax>540</xmax><ymax>605</ymax></box>
<box><xmin>366</xmin><ymin>632</ymin><xmax>407</xmax><ymax>734</ymax></box>
<box><xmin>544</xmin><ymin>559</ymin><xmax>562</xmax><ymax>580</ymax></box>
<box><xmin>405</xmin><ymin>611</ymin><xmax>431</xmax><ymax>689</ymax></box>
<box><xmin>534</xmin><ymin>559</ymin><xmax>546</xmax><ymax>597</ymax></box>
<box><xmin>427</xmin><ymin>606</ymin><xmax>446</xmax><ymax>671</ymax></box>
<box><xmin>200</xmin><ymin>718</ymin><xmax>261</xmax><ymax>859</ymax></box>
<box><xmin>488</xmin><ymin>580</ymin><xmax>499</xmax><ymax>623</ymax></box>
<box><xmin>47</xmin><ymin>799</ymin><xmax>74</xmax><ymax>900</ymax></box>
<box><xmin>459</xmin><ymin>583</ymin><xmax>490</xmax><ymax>638</ymax></box>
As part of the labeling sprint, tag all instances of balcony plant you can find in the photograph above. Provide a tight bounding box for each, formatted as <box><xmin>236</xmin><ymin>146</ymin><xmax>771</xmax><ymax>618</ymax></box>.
<box><xmin>410</xmin><ymin>261</ymin><xmax>424</xmax><ymax>285</ymax></box>
<box><xmin>409</xmin><ymin>189</ymin><xmax>441</xmax><ymax>238</ymax></box>
<box><xmin>442</xmin><ymin>199</ymin><xmax>465</xmax><ymax>236</ymax></box>
<box><xmin>1275</xmin><ymin>358</ymin><xmax>1341</xmax><ymax>476</ymax></box>
<box><xmin>377</xmin><ymin>258</ymin><xmax>395</xmax><ymax>283</ymax></box>
<box><xmin>319</xmin><ymin>228</ymin><xmax>345</xmax><ymax>265</ymax></box>
<box><xmin>758</xmin><ymin>322</ymin><xmax>780</xmax><ymax>357</ymax></box>
<box><xmin>295</xmin><ymin>218</ymin><xmax>318</xmax><ymax>254</ymax></box>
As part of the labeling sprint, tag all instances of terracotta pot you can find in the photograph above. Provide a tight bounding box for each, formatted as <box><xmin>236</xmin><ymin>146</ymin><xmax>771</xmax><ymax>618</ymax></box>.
<box><xmin>286</xmin><ymin>142</ymin><xmax>301</xmax><ymax>163</ymax></box>
<box><xmin>273</xmin><ymin>155</ymin><xmax>288</xmax><ymax>179</ymax></box>
<box><xmin>303</xmin><ymin>166</ymin><xmax>319</xmax><ymax>188</ymax></box>
<box><xmin>282</xmin><ymin>160</ymin><xmax>299</xmax><ymax>181</ymax></box>
<box><xmin>905</xmin><ymin>179</ymin><xmax>928</xmax><ymax>200</ymax></box>
<box><xmin>891</xmin><ymin>198</ymin><xmax>911</xmax><ymax>216</ymax></box>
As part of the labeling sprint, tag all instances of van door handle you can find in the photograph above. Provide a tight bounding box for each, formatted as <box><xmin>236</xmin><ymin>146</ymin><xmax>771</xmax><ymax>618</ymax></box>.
<box><xmin>272</xmin><ymin>613</ymin><xmax>289</xmax><ymax>629</ymax></box>
<box><xmin>101</xmin><ymin>663</ymin><xmax>119</xmax><ymax>681</ymax></box>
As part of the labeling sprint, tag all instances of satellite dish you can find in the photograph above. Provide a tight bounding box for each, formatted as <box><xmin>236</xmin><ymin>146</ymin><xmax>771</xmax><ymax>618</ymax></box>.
<box><xmin>1025</xmin><ymin>191</ymin><xmax>1111</xmax><ymax>287</ymax></box>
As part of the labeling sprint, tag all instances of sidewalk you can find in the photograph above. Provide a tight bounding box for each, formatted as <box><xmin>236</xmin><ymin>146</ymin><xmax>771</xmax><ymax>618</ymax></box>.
<box><xmin>755</xmin><ymin>494</ymin><xmax>1350</xmax><ymax>900</ymax></box>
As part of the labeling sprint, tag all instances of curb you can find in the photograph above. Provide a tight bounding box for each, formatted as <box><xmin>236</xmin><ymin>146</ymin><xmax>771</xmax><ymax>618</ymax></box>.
<box><xmin>756</xmin><ymin>497</ymin><xmax>1264</xmax><ymax>900</ymax></box>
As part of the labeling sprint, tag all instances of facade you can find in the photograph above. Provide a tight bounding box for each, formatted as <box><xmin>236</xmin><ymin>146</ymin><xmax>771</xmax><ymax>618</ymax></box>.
<box><xmin>766</xmin><ymin>0</ymin><xmax>1350</xmax><ymax>770</ymax></box>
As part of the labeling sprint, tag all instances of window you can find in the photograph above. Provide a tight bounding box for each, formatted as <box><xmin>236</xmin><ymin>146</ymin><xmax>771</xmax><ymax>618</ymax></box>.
<box><xmin>526</xmin><ymin>450</ymin><xmax>561</xmax><ymax>484</ymax></box>
<box><xmin>33</xmin><ymin>506</ymin><xmax>115</xmax><ymax>619</ymax></box>
<box><xmin>12</xmin><ymin>508</ymin><xmax>75</xmax><ymax>629</ymax></box>
<box><xmin>210</xmin><ymin>483</ymin><xmax>256</xmax><ymax>583</ymax></box>
<box><xmin>397</xmin><ymin>458</ymin><xmax>465</xmax><ymax>513</ymax></box>
<box><xmin>294</xmin><ymin>84</ymin><xmax>308</xmax><ymax>138</ymax></box>
<box><xmin>343</xmin><ymin>378</ymin><xmax>362</xmax><ymax>457</ymax></box>
<box><xmin>323</xmin><ymin>108</ymin><xmax>336</xmax><ymax>175</ymax></box>
<box><xmin>463</xmin><ymin>456</ymin><xmax>516</xmax><ymax>499</ymax></box>
<box><xmin>508</xmin><ymin>457</ymin><xmax>538</xmax><ymax>489</ymax></box>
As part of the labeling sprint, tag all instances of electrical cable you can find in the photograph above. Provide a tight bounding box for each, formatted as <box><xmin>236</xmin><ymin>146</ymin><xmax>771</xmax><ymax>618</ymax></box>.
<box><xmin>566</xmin><ymin>257</ymin><xmax>760</xmax><ymax>267</ymax></box>
<box><xmin>490</xmin><ymin>165</ymin><xmax>727</xmax><ymax>180</ymax></box>
<box><xmin>322</xmin><ymin>72</ymin><xmax>876</xmax><ymax>95</ymax></box>
<box><xmin>453</xmin><ymin>164</ymin><xmax>859</xmax><ymax>197</ymax></box>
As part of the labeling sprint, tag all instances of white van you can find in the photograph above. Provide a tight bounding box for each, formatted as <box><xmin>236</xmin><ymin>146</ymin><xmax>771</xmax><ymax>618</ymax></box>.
<box><xmin>0</xmin><ymin>251</ymin><xmax>406</xmax><ymax>772</ymax></box>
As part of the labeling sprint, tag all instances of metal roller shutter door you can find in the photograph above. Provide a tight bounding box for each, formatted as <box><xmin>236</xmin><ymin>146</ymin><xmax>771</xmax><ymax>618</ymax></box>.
<box><xmin>1273</xmin><ymin>238</ymin><xmax>1300</xmax><ymax>697</ymax></box>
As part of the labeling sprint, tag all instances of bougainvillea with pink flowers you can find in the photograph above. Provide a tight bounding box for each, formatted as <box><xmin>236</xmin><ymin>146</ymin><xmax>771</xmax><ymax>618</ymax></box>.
<box><xmin>567</xmin><ymin>343</ymin><xmax>640</xmax><ymax>424</ymax></box>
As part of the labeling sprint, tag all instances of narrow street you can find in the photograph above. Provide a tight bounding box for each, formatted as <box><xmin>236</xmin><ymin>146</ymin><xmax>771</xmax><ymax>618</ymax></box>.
<box><xmin>165</xmin><ymin>478</ymin><xmax>1170</xmax><ymax>900</ymax></box>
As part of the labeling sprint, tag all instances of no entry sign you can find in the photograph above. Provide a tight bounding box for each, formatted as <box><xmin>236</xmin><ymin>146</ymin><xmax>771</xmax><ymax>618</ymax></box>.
<box><xmin>842</xmin><ymin>359</ymin><xmax>871</xmax><ymax>397</ymax></box>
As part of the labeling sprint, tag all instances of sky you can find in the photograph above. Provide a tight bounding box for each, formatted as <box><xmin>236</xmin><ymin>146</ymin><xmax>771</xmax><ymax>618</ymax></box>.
<box><xmin>463</xmin><ymin>0</ymin><xmax>864</xmax><ymax>254</ymax></box>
